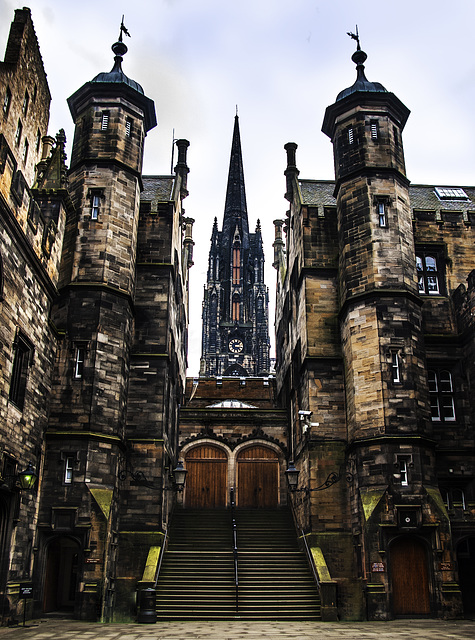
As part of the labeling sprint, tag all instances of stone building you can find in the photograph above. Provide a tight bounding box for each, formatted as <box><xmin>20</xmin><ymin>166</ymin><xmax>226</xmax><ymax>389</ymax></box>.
<box><xmin>0</xmin><ymin>6</ymin><xmax>474</xmax><ymax>625</ymax></box>
<box><xmin>200</xmin><ymin>115</ymin><xmax>271</xmax><ymax>377</ymax></box>
<box><xmin>0</xmin><ymin>9</ymin><xmax>193</xmax><ymax>622</ymax></box>
<box><xmin>273</xmin><ymin>43</ymin><xmax>475</xmax><ymax>619</ymax></box>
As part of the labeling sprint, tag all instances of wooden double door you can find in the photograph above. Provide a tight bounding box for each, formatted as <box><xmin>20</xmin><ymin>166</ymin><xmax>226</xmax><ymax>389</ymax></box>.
<box><xmin>184</xmin><ymin>444</ymin><xmax>279</xmax><ymax>508</ymax></box>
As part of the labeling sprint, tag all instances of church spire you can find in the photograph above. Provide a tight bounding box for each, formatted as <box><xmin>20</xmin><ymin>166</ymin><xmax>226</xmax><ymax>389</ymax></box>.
<box><xmin>223</xmin><ymin>115</ymin><xmax>249</xmax><ymax>244</ymax></box>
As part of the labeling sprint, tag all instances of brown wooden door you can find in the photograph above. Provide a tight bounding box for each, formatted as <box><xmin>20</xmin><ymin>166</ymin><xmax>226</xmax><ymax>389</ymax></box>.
<box><xmin>237</xmin><ymin>446</ymin><xmax>279</xmax><ymax>508</ymax></box>
<box><xmin>390</xmin><ymin>536</ymin><xmax>431</xmax><ymax>615</ymax></box>
<box><xmin>185</xmin><ymin>445</ymin><xmax>227</xmax><ymax>508</ymax></box>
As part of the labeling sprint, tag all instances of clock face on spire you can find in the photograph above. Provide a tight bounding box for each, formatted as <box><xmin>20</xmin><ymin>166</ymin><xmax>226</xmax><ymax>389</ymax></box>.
<box><xmin>229</xmin><ymin>338</ymin><xmax>244</xmax><ymax>353</ymax></box>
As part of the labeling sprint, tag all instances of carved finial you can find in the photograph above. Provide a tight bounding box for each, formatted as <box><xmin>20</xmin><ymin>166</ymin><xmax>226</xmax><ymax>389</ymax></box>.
<box><xmin>119</xmin><ymin>16</ymin><xmax>131</xmax><ymax>42</ymax></box>
<box><xmin>347</xmin><ymin>25</ymin><xmax>360</xmax><ymax>51</ymax></box>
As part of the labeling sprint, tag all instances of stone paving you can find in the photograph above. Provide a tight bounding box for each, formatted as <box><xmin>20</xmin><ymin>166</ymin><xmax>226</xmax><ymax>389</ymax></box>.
<box><xmin>0</xmin><ymin>619</ymin><xmax>475</xmax><ymax>640</ymax></box>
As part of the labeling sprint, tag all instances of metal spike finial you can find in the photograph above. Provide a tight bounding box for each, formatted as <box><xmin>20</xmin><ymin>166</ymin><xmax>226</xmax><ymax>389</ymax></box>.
<box><xmin>347</xmin><ymin>25</ymin><xmax>360</xmax><ymax>50</ymax></box>
<box><xmin>119</xmin><ymin>15</ymin><xmax>131</xmax><ymax>42</ymax></box>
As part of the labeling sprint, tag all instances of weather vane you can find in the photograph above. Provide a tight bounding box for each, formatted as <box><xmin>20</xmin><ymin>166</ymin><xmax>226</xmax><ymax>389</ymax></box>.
<box><xmin>119</xmin><ymin>16</ymin><xmax>131</xmax><ymax>42</ymax></box>
<box><xmin>347</xmin><ymin>25</ymin><xmax>361</xmax><ymax>50</ymax></box>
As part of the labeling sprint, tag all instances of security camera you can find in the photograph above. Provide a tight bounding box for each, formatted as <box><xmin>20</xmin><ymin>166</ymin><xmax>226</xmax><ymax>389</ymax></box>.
<box><xmin>298</xmin><ymin>410</ymin><xmax>312</xmax><ymax>417</ymax></box>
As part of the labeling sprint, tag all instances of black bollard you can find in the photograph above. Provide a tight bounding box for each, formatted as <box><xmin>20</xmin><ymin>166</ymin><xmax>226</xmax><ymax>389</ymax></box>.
<box><xmin>137</xmin><ymin>588</ymin><xmax>157</xmax><ymax>624</ymax></box>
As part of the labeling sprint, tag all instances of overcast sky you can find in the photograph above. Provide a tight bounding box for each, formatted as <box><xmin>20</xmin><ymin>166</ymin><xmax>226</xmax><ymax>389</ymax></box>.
<box><xmin>2</xmin><ymin>0</ymin><xmax>475</xmax><ymax>375</ymax></box>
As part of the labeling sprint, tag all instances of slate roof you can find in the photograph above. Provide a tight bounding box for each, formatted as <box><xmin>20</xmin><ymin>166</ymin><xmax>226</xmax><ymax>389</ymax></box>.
<box><xmin>142</xmin><ymin>176</ymin><xmax>174</xmax><ymax>203</ymax></box>
<box><xmin>299</xmin><ymin>179</ymin><xmax>475</xmax><ymax>212</ymax></box>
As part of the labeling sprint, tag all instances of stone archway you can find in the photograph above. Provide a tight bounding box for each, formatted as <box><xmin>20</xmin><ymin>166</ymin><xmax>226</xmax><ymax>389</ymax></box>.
<box><xmin>236</xmin><ymin>445</ymin><xmax>279</xmax><ymax>508</ymax></box>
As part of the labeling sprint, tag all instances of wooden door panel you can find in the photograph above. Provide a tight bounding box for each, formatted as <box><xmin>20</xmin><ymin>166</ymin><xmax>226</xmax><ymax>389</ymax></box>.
<box><xmin>237</xmin><ymin>446</ymin><xmax>279</xmax><ymax>508</ymax></box>
<box><xmin>391</xmin><ymin>537</ymin><xmax>431</xmax><ymax>615</ymax></box>
<box><xmin>185</xmin><ymin>446</ymin><xmax>227</xmax><ymax>508</ymax></box>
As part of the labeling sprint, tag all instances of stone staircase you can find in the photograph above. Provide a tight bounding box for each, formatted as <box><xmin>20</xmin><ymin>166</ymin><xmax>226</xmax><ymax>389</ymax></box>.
<box><xmin>155</xmin><ymin>507</ymin><xmax>321</xmax><ymax>620</ymax></box>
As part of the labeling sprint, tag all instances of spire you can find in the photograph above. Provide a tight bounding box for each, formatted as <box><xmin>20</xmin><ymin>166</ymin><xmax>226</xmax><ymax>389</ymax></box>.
<box><xmin>223</xmin><ymin>115</ymin><xmax>249</xmax><ymax>243</ymax></box>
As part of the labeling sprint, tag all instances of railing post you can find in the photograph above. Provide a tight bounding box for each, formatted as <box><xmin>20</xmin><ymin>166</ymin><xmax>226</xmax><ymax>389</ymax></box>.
<box><xmin>230</xmin><ymin>487</ymin><xmax>239</xmax><ymax>613</ymax></box>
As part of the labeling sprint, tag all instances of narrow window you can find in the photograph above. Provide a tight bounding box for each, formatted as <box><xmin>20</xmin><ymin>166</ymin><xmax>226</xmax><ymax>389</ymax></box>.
<box><xmin>35</xmin><ymin>129</ymin><xmax>41</xmax><ymax>152</ymax></box>
<box><xmin>64</xmin><ymin>456</ymin><xmax>75</xmax><ymax>484</ymax></box>
<box><xmin>91</xmin><ymin>194</ymin><xmax>101</xmax><ymax>220</ymax></box>
<box><xmin>232</xmin><ymin>245</ymin><xmax>241</xmax><ymax>284</ymax></box>
<box><xmin>370</xmin><ymin>120</ymin><xmax>378</xmax><ymax>139</ymax></box>
<box><xmin>22</xmin><ymin>138</ymin><xmax>29</xmax><ymax>164</ymax></box>
<box><xmin>428</xmin><ymin>369</ymin><xmax>455</xmax><ymax>421</ymax></box>
<box><xmin>3</xmin><ymin>87</ymin><xmax>12</xmax><ymax>116</ymax></box>
<box><xmin>348</xmin><ymin>127</ymin><xmax>354</xmax><ymax>145</ymax></box>
<box><xmin>125</xmin><ymin>118</ymin><xmax>132</xmax><ymax>137</ymax></box>
<box><xmin>393</xmin><ymin>126</ymin><xmax>399</xmax><ymax>148</ymax></box>
<box><xmin>399</xmin><ymin>459</ymin><xmax>408</xmax><ymax>486</ymax></box>
<box><xmin>32</xmin><ymin>84</ymin><xmax>37</xmax><ymax>103</ymax></box>
<box><xmin>15</xmin><ymin>120</ymin><xmax>22</xmax><ymax>146</ymax></box>
<box><xmin>395</xmin><ymin>455</ymin><xmax>411</xmax><ymax>486</ymax></box>
<box><xmin>391</xmin><ymin>351</ymin><xmax>400</xmax><ymax>383</ymax></box>
<box><xmin>101</xmin><ymin>111</ymin><xmax>109</xmax><ymax>130</ymax></box>
<box><xmin>232</xmin><ymin>294</ymin><xmax>240</xmax><ymax>321</ymax></box>
<box><xmin>74</xmin><ymin>346</ymin><xmax>85</xmax><ymax>379</ymax></box>
<box><xmin>22</xmin><ymin>90</ymin><xmax>29</xmax><ymax>116</ymax></box>
<box><xmin>378</xmin><ymin>202</ymin><xmax>387</xmax><ymax>227</ymax></box>
<box><xmin>9</xmin><ymin>334</ymin><xmax>32</xmax><ymax>410</ymax></box>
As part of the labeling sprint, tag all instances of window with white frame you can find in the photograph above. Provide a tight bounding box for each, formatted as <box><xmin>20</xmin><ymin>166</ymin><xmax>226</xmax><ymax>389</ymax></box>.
<box><xmin>428</xmin><ymin>369</ymin><xmax>455</xmax><ymax>421</ymax></box>
<box><xmin>416</xmin><ymin>251</ymin><xmax>443</xmax><ymax>295</ymax></box>
<box><xmin>74</xmin><ymin>346</ymin><xmax>85</xmax><ymax>379</ymax></box>
<box><xmin>348</xmin><ymin>126</ymin><xmax>354</xmax><ymax>144</ymax></box>
<box><xmin>378</xmin><ymin>201</ymin><xmax>387</xmax><ymax>227</ymax></box>
<box><xmin>391</xmin><ymin>351</ymin><xmax>400</xmax><ymax>383</ymax></box>
<box><xmin>64</xmin><ymin>456</ymin><xmax>75</xmax><ymax>484</ymax></box>
<box><xmin>101</xmin><ymin>111</ymin><xmax>109</xmax><ymax>130</ymax></box>
<box><xmin>370</xmin><ymin>120</ymin><xmax>378</xmax><ymax>139</ymax></box>
<box><xmin>395</xmin><ymin>455</ymin><xmax>411</xmax><ymax>486</ymax></box>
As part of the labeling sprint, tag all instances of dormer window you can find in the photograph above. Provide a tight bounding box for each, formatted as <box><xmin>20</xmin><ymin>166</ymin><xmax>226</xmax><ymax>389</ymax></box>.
<box><xmin>434</xmin><ymin>187</ymin><xmax>468</xmax><ymax>201</ymax></box>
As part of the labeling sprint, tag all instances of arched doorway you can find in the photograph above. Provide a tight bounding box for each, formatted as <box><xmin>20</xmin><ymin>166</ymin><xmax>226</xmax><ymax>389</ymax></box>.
<box><xmin>185</xmin><ymin>445</ymin><xmax>228</xmax><ymax>508</ymax></box>
<box><xmin>390</xmin><ymin>536</ymin><xmax>431</xmax><ymax>616</ymax></box>
<box><xmin>237</xmin><ymin>445</ymin><xmax>279</xmax><ymax>508</ymax></box>
<box><xmin>43</xmin><ymin>537</ymin><xmax>80</xmax><ymax>613</ymax></box>
<box><xmin>456</xmin><ymin>536</ymin><xmax>475</xmax><ymax>614</ymax></box>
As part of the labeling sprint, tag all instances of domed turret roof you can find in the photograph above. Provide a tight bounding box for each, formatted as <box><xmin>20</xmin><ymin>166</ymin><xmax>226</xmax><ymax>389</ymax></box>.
<box><xmin>336</xmin><ymin>48</ymin><xmax>387</xmax><ymax>102</ymax></box>
<box><xmin>91</xmin><ymin>40</ymin><xmax>144</xmax><ymax>95</ymax></box>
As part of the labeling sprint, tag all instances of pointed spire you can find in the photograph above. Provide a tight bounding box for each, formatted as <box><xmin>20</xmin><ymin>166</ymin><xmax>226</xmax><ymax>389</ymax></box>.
<box><xmin>223</xmin><ymin>115</ymin><xmax>249</xmax><ymax>242</ymax></box>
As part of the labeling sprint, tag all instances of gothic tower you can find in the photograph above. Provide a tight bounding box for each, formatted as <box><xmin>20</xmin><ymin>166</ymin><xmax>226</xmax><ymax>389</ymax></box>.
<box><xmin>200</xmin><ymin>116</ymin><xmax>270</xmax><ymax>377</ymax></box>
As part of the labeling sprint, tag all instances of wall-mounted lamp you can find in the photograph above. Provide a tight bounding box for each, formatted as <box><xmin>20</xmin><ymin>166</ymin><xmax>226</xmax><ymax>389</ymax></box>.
<box><xmin>285</xmin><ymin>460</ymin><xmax>352</xmax><ymax>494</ymax></box>
<box><xmin>18</xmin><ymin>462</ymin><xmax>38</xmax><ymax>491</ymax></box>
<box><xmin>1</xmin><ymin>461</ymin><xmax>38</xmax><ymax>492</ymax></box>
<box><xmin>172</xmin><ymin>460</ymin><xmax>187</xmax><ymax>492</ymax></box>
<box><xmin>119</xmin><ymin>460</ymin><xmax>187</xmax><ymax>492</ymax></box>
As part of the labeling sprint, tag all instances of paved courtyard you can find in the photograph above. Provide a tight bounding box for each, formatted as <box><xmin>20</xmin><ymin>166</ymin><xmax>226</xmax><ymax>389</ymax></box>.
<box><xmin>0</xmin><ymin>619</ymin><xmax>475</xmax><ymax>640</ymax></box>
